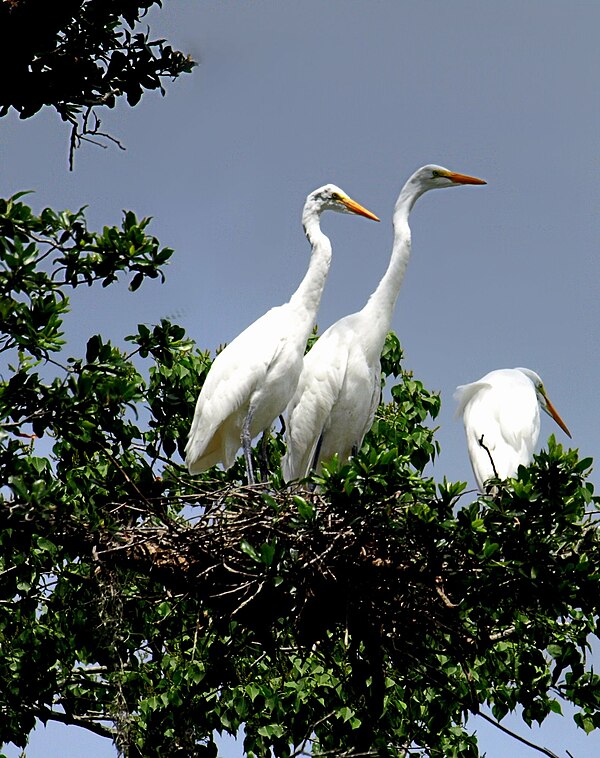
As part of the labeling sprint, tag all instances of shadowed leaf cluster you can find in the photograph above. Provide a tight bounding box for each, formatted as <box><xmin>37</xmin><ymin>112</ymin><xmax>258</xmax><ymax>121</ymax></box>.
<box><xmin>0</xmin><ymin>0</ymin><xmax>195</xmax><ymax>165</ymax></box>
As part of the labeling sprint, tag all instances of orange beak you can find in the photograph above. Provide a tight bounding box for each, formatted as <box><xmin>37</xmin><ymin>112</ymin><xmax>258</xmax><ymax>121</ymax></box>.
<box><xmin>341</xmin><ymin>196</ymin><xmax>380</xmax><ymax>222</ymax></box>
<box><xmin>446</xmin><ymin>171</ymin><xmax>487</xmax><ymax>186</ymax></box>
<box><xmin>543</xmin><ymin>393</ymin><xmax>572</xmax><ymax>438</ymax></box>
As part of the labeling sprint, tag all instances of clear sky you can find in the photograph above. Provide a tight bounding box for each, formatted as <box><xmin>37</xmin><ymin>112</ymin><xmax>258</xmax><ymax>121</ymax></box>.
<box><xmin>2</xmin><ymin>1</ymin><xmax>599</xmax><ymax>756</ymax></box>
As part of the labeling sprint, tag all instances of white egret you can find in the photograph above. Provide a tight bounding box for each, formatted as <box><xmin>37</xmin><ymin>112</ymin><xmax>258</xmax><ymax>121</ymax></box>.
<box><xmin>282</xmin><ymin>165</ymin><xmax>486</xmax><ymax>482</ymax></box>
<box><xmin>455</xmin><ymin>367</ymin><xmax>571</xmax><ymax>492</ymax></box>
<box><xmin>185</xmin><ymin>185</ymin><xmax>379</xmax><ymax>484</ymax></box>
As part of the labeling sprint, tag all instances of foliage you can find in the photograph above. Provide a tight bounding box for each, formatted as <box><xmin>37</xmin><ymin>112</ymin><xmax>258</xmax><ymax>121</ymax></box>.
<box><xmin>0</xmin><ymin>0</ymin><xmax>195</xmax><ymax>166</ymax></box>
<box><xmin>0</xmin><ymin>193</ymin><xmax>599</xmax><ymax>758</ymax></box>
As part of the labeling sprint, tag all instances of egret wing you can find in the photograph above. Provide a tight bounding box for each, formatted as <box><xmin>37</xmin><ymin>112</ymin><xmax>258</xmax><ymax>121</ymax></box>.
<box><xmin>186</xmin><ymin>306</ymin><xmax>290</xmax><ymax>472</ymax></box>
<box><xmin>455</xmin><ymin>372</ymin><xmax>539</xmax><ymax>489</ymax></box>
<box><xmin>282</xmin><ymin>326</ymin><xmax>351</xmax><ymax>481</ymax></box>
<box><xmin>316</xmin><ymin>333</ymin><xmax>380</xmax><ymax>464</ymax></box>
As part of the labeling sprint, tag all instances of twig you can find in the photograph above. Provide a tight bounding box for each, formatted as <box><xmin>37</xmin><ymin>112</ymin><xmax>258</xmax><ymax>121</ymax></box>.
<box><xmin>93</xmin><ymin>534</ymin><xmax>158</xmax><ymax>557</ymax></box>
<box><xmin>290</xmin><ymin>711</ymin><xmax>337</xmax><ymax>757</ymax></box>
<box><xmin>478</xmin><ymin>434</ymin><xmax>499</xmax><ymax>480</ymax></box>
<box><xmin>68</xmin><ymin>107</ymin><xmax>126</xmax><ymax>170</ymax></box>
<box><xmin>210</xmin><ymin>580</ymin><xmax>255</xmax><ymax>599</ymax></box>
<box><xmin>232</xmin><ymin>580</ymin><xmax>266</xmax><ymax>617</ymax></box>
<box><xmin>105</xmin><ymin>451</ymin><xmax>153</xmax><ymax>507</ymax></box>
<box><xmin>435</xmin><ymin>575</ymin><xmax>458</xmax><ymax>608</ymax></box>
<box><xmin>489</xmin><ymin>625</ymin><xmax>516</xmax><ymax>642</ymax></box>
<box><xmin>477</xmin><ymin>711</ymin><xmax>562</xmax><ymax>758</ymax></box>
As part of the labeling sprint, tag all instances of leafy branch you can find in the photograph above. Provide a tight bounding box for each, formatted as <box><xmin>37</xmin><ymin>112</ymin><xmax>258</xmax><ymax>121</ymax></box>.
<box><xmin>0</xmin><ymin>1</ymin><xmax>196</xmax><ymax>167</ymax></box>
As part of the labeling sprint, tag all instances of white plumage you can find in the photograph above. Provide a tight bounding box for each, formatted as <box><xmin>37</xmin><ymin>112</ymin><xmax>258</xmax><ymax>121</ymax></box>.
<box><xmin>455</xmin><ymin>367</ymin><xmax>571</xmax><ymax>492</ymax></box>
<box><xmin>282</xmin><ymin>165</ymin><xmax>486</xmax><ymax>482</ymax></box>
<box><xmin>185</xmin><ymin>185</ymin><xmax>379</xmax><ymax>483</ymax></box>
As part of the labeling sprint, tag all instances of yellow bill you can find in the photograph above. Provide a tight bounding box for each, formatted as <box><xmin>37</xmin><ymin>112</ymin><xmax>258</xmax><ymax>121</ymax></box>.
<box><xmin>542</xmin><ymin>390</ymin><xmax>572</xmax><ymax>438</ymax></box>
<box><xmin>445</xmin><ymin>171</ymin><xmax>487</xmax><ymax>186</ymax></box>
<box><xmin>340</xmin><ymin>195</ymin><xmax>380</xmax><ymax>222</ymax></box>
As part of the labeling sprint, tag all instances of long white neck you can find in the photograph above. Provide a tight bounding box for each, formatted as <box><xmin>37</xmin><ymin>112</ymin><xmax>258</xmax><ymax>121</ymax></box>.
<box><xmin>288</xmin><ymin>210</ymin><xmax>332</xmax><ymax>327</ymax></box>
<box><xmin>362</xmin><ymin>179</ymin><xmax>425</xmax><ymax>343</ymax></box>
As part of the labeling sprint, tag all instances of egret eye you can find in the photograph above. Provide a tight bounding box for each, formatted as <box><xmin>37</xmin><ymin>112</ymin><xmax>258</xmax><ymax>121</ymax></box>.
<box><xmin>331</xmin><ymin>192</ymin><xmax>341</xmax><ymax>201</ymax></box>
<box><xmin>431</xmin><ymin>170</ymin><xmax>441</xmax><ymax>178</ymax></box>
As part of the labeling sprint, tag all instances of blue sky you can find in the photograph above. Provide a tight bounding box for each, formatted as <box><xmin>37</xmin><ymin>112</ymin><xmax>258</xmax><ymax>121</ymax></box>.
<box><xmin>2</xmin><ymin>1</ymin><xmax>600</xmax><ymax>756</ymax></box>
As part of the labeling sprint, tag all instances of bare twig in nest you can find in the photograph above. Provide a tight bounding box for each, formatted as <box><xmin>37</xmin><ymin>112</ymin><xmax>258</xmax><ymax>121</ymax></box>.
<box><xmin>435</xmin><ymin>575</ymin><xmax>458</xmax><ymax>608</ymax></box>
<box><xmin>232</xmin><ymin>580</ymin><xmax>266</xmax><ymax>617</ymax></box>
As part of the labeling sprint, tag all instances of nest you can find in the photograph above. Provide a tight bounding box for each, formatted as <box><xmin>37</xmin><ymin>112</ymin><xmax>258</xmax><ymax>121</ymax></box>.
<box><xmin>87</xmin><ymin>481</ymin><xmax>480</xmax><ymax>684</ymax></box>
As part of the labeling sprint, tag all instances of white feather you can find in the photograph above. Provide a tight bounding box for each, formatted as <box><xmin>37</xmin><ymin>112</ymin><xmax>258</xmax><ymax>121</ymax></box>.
<box><xmin>455</xmin><ymin>367</ymin><xmax>570</xmax><ymax>491</ymax></box>
<box><xmin>283</xmin><ymin>165</ymin><xmax>486</xmax><ymax>481</ymax></box>
<box><xmin>185</xmin><ymin>184</ymin><xmax>379</xmax><ymax>482</ymax></box>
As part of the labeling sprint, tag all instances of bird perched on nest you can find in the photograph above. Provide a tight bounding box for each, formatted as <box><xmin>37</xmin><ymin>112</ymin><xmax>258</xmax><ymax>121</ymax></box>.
<box><xmin>455</xmin><ymin>367</ymin><xmax>571</xmax><ymax>491</ymax></box>
<box><xmin>185</xmin><ymin>184</ymin><xmax>379</xmax><ymax>484</ymax></box>
<box><xmin>282</xmin><ymin>164</ymin><xmax>486</xmax><ymax>482</ymax></box>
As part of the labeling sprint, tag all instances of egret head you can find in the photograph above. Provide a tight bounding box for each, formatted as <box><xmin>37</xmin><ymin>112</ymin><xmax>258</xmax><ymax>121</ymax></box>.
<box><xmin>517</xmin><ymin>367</ymin><xmax>572</xmax><ymax>438</ymax></box>
<box><xmin>306</xmin><ymin>184</ymin><xmax>380</xmax><ymax>221</ymax></box>
<box><xmin>410</xmin><ymin>164</ymin><xmax>487</xmax><ymax>192</ymax></box>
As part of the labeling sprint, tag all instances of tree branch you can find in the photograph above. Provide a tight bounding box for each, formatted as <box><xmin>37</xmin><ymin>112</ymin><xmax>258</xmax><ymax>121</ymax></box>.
<box><xmin>44</xmin><ymin>709</ymin><xmax>115</xmax><ymax>740</ymax></box>
<box><xmin>477</xmin><ymin>711</ymin><xmax>562</xmax><ymax>758</ymax></box>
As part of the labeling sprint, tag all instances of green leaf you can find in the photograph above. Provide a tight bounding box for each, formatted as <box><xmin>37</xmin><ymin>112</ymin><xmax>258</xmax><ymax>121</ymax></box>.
<box><xmin>35</xmin><ymin>537</ymin><xmax>56</xmax><ymax>553</ymax></box>
<box><xmin>483</xmin><ymin>541</ymin><xmax>500</xmax><ymax>559</ymax></box>
<box><xmin>293</xmin><ymin>495</ymin><xmax>313</xmax><ymax>520</ymax></box>
<box><xmin>260</xmin><ymin>542</ymin><xmax>276</xmax><ymax>567</ymax></box>
<box><xmin>240</xmin><ymin>540</ymin><xmax>260</xmax><ymax>562</ymax></box>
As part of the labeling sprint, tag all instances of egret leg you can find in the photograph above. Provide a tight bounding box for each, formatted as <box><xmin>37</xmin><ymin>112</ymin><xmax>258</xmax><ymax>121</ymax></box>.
<box><xmin>303</xmin><ymin>434</ymin><xmax>325</xmax><ymax>492</ymax></box>
<box><xmin>258</xmin><ymin>429</ymin><xmax>270</xmax><ymax>482</ymax></box>
<box><xmin>241</xmin><ymin>410</ymin><xmax>255</xmax><ymax>485</ymax></box>
<box><xmin>310</xmin><ymin>433</ymin><xmax>324</xmax><ymax>474</ymax></box>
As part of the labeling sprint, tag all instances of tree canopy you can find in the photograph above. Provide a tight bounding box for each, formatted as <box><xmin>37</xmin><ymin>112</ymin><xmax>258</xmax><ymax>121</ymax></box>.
<box><xmin>0</xmin><ymin>0</ymin><xmax>195</xmax><ymax>166</ymax></box>
<box><xmin>0</xmin><ymin>192</ymin><xmax>599</xmax><ymax>758</ymax></box>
